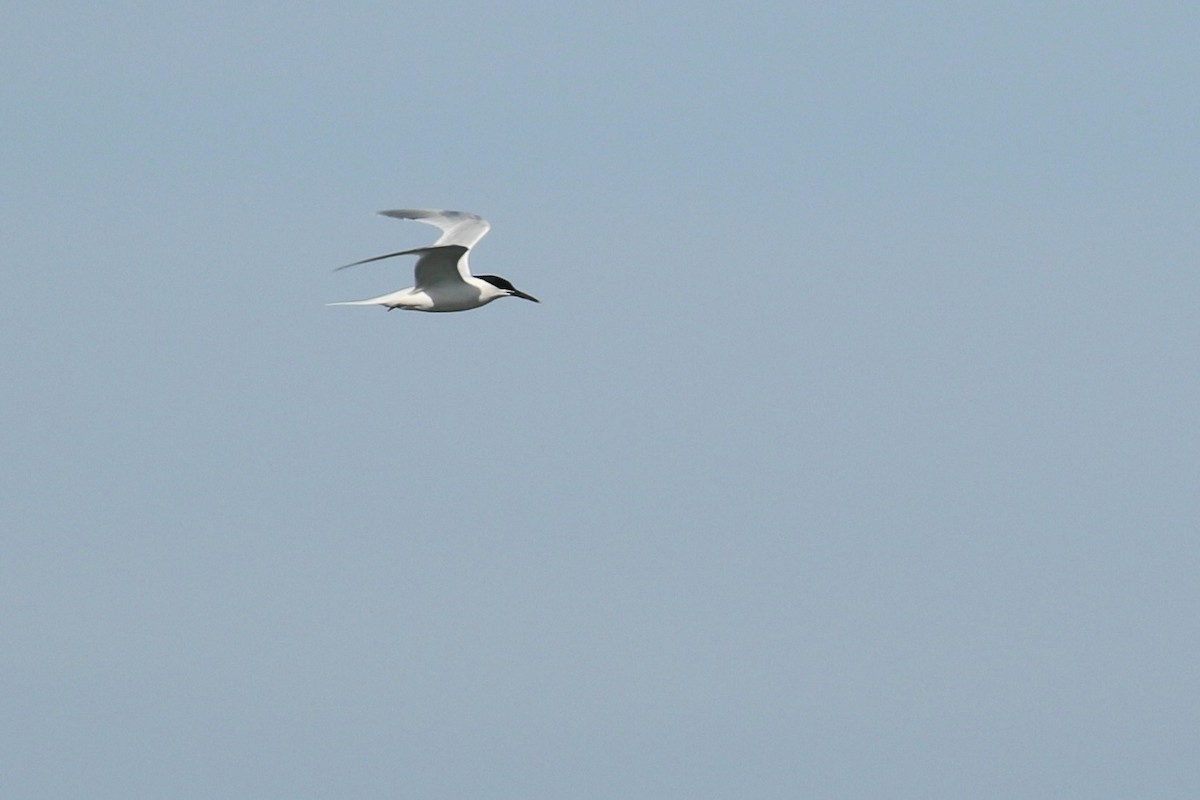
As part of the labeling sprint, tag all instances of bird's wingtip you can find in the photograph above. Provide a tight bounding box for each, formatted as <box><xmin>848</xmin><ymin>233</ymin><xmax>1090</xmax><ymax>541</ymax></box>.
<box><xmin>378</xmin><ymin>208</ymin><xmax>432</xmax><ymax>218</ymax></box>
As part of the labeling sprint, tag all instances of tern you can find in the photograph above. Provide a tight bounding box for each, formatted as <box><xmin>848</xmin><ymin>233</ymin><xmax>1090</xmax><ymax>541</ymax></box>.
<box><xmin>328</xmin><ymin>209</ymin><xmax>539</xmax><ymax>312</ymax></box>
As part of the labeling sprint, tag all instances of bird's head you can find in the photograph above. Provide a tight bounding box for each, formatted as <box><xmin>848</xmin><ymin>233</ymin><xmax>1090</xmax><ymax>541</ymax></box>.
<box><xmin>477</xmin><ymin>274</ymin><xmax>540</xmax><ymax>303</ymax></box>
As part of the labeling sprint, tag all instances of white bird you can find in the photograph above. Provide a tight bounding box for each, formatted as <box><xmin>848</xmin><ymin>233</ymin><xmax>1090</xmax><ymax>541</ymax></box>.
<box><xmin>328</xmin><ymin>209</ymin><xmax>539</xmax><ymax>312</ymax></box>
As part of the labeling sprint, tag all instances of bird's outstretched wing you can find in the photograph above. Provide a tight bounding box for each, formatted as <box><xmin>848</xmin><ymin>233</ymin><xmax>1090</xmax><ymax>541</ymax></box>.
<box><xmin>334</xmin><ymin>247</ymin><xmax>425</xmax><ymax>271</ymax></box>
<box><xmin>333</xmin><ymin>245</ymin><xmax>469</xmax><ymax>287</ymax></box>
<box><xmin>333</xmin><ymin>209</ymin><xmax>489</xmax><ymax>278</ymax></box>
<box><xmin>378</xmin><ymin>209</ymin><xmax>491</xmax><ymax>249</ymax></box>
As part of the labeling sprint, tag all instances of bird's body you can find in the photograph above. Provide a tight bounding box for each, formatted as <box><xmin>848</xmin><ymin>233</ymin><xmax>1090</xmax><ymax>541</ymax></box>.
<box><xmin>328</xmin><ymin>209</ymin><xmax>539</xmax><ymax>312</ymax></box>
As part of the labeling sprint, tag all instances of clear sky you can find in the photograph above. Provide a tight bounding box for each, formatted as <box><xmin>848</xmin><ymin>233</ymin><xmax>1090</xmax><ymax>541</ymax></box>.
<box><xmin>3</xmin><ymin>2</ymin><xmax>1198</xmax><ymax>797</ymax></box>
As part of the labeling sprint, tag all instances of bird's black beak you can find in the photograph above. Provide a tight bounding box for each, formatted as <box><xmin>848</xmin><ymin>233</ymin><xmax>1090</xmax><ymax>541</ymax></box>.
<box><xmin>510</xmin><ymin>289</ymin><xmax>540</xmax><ymax>303</ymax></box>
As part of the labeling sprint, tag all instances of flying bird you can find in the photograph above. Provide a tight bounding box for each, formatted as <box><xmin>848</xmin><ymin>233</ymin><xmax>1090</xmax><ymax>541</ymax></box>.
<box><xmin>328</xmin><ymin>209</ymin><xmax>539</xmax><ymax>312</ymax></box>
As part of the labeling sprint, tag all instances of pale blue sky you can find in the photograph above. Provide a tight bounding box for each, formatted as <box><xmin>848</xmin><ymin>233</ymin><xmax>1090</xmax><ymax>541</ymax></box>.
<box><xmin>3</xmin><ymin>2</ymin><xmax>1198</xmax><ymax>797</ymax></box>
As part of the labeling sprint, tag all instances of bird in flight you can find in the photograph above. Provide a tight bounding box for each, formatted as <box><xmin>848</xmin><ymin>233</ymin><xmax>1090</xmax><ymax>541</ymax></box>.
<box><xmin>328</xmin><ymin>209</ymin><xmax>539</xmax><ymax>312</ymax></box>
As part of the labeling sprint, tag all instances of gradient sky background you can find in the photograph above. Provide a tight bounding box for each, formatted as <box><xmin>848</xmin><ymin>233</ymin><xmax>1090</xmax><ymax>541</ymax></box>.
<box><xmin>3</xmin><ymin>2</ymin><xmax>1198</xmax><ymax>797</ymax></box>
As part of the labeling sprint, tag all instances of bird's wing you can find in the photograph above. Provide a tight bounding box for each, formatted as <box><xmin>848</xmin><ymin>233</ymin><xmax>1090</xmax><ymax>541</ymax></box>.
<box><xmin>334</xmin><ymin>247</ymin><xmax>425</xmax><ymax>271</ymax></box>
<box><xmin>334</xmin><ymin>244</ymin><xmax>469</xmax><ymax>287</ymax></box>
<box><xmin>377</xmin><ymin>209</ymin><xmax>491</xmax><ymax>249</ymax></box>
